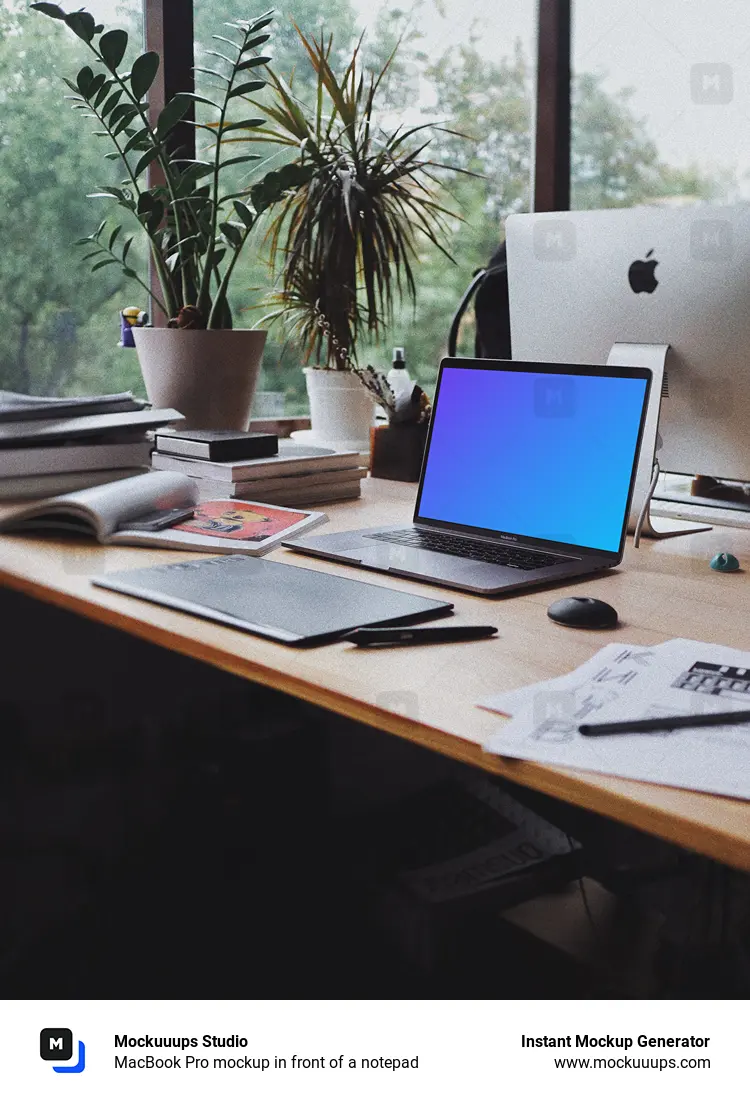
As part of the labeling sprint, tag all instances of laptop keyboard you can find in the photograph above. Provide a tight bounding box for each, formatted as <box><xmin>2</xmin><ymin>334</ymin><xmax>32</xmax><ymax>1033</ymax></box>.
<box><xmin>363</xmin><ymin>529</ymin><xmax>571</xmax><ymax>570</ymax></box>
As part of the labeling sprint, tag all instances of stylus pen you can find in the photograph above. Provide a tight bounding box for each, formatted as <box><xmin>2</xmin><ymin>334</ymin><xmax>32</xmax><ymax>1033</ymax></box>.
<box><xmin>346</xmin><ymin>625</ymin><xmax>498</xmax><ymax>647</ymax></box>
<box><xmin>579</xmin><ymin>709</ymin><xmax>750</xmax><ymax>736</ymax></box>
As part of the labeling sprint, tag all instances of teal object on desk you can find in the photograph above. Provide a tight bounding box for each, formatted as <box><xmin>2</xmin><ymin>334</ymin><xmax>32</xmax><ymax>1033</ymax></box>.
<box><xmin>710</xmin><ymin>552</ymin><xmax>740</xmax><ymax>572</ymax></box>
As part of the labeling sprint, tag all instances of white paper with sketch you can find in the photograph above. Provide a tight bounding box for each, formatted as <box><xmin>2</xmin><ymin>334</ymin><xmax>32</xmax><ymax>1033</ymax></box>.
<box><xmin>481</xmin><ymin>638</ymin><xmax>750</xmax><ymax>799</ymax></box>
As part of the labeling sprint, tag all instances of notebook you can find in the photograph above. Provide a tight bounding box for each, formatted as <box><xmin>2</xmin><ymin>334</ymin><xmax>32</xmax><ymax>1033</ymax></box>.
<box><xmin>92</xmin><ymin>554</ymin><xmax>453</xmax><ymax>646</ymax></box>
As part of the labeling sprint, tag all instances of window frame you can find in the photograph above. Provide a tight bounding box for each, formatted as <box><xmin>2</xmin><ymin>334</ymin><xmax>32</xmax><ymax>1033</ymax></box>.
<box><xmin>145</xmin><ymin>0</ymin><xmax>196</xmax><ymax>318</ymax></box>
<box><xmin>145</xmin><ymin>0</ymin><xmax>196</xmax><ymax>158</ymax></box>
<box><xmin>534</xmin><ymin>0</ymin><xmax>571</xmax><ymax>212</ymax></box>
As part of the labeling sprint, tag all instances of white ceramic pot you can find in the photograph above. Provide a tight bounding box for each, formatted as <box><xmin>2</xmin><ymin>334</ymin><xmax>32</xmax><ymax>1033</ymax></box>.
<box><xmin>303</xmin><ymin>367</ymin><xmax>375</xmax><ymax>451</ymax></box>
<box><xmin>132</xmin><ymin>328</ymin><xmax>267</xmax><ymax>430</ymax></box>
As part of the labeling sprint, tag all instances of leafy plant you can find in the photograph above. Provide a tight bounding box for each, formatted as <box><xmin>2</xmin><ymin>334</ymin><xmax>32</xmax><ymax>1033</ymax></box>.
<box><xmin>234</xmin><ymin>28</ymin><xmax>462</xmax><ymax>366</ymax></box>
<box><xmin>31</xmin><ymin>3</ymin><xmax>312</xmax><ymax>329</ymax></box>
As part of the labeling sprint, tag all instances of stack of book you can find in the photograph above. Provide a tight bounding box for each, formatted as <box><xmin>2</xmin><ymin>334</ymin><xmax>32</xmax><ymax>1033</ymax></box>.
<box><xmin>0</xmin><ymin>391</ymin><xmax>183</xmax><ymax>500</ymax></box>
<box><xmin>151</xmin><ymin>438</ymin><xmax>368</xmax><ymax>506</ymax></box>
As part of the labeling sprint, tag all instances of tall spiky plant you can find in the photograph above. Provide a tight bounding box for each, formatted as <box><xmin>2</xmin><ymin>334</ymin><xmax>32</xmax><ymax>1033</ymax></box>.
<box><xmin>230</xmin><ymin>28</ymin><xmax>462</xmax><ymax>366</ymax></box>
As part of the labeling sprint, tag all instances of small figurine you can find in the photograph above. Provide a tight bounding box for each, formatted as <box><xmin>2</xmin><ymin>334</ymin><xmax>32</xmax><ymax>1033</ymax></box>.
<box><xmin>710</xmin><ymin>552</ymin><xmax>741</xmax><ymax>572</ymax></box>
<box><xmin>119</xmin><ymin>306</ymin><xmax>149</xmax><ymax>347</ymax></box>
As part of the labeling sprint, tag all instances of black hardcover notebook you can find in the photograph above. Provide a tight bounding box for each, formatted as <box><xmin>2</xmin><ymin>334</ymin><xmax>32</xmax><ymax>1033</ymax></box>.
<box><xmin>92</xmin><ymin>554</ymin><xmax>453</xmax><ymax>646</ymax></box>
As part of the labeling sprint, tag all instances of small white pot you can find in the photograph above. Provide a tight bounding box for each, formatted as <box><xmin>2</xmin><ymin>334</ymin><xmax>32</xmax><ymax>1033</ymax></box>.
<box><xmin>133</xmin><ymin>328</ymin><xmax>267</xmax><ymax>430</ymax></box>
<box><xmin>303</xmin><ymin>367</ymin><xmax>375</xmax><ymax>451</ymax></box>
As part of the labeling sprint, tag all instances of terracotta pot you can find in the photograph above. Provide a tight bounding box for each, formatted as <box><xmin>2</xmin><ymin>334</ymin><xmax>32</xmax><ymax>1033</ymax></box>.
<box><xmin>133</xmin><ymin>328</ymin><xmax>267</xmax><ymax>430</ymax></box>
<box><xmin>303</xmin><ymin>367</ymin><xmax>375</xmax><ymax>451</ymax></box>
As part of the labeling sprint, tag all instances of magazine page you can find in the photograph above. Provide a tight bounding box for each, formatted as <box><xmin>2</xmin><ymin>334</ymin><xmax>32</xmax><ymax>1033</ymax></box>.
<box><xmin>0</xmin><ymin>471</ymin><xmax>196</xmax><ymax>542</ymax></box>
<box><xmin>111</xmin><ymin>498</ymin><xmax>328</xmax><ymax>554</ymax></box>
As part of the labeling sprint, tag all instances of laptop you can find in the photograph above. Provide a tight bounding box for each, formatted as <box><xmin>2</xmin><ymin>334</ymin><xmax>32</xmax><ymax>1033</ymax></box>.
<box><xmin>285</xmin><ymin>359</ymin><xmax>652</xmax><ymax>596</ymax></box>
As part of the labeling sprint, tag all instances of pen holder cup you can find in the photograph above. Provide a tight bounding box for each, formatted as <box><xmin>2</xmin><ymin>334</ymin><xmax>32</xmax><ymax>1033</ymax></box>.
<box><xmin>370</xmin><ymin>421</ymin><xmax>429</xmax><ymax>482</ymax></box>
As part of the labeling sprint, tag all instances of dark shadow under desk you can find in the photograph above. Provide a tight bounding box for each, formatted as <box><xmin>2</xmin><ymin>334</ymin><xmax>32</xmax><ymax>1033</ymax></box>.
<box><xmin>2</xmin><ymin>588</ymin><xmax>750</xmax><ymax>999</ymax></box>
<box><xmin>0</xmin><ymin>588</ymin><xmax>605</xmax><ymax>999</ymax></box>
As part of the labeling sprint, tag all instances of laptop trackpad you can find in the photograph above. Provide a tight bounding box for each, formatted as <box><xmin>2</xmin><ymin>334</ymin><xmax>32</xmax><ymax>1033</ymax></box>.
<box><xmin>357</xmin><ymin>544</ymin><xmax>502</xmax><ymax>582</ymax></box>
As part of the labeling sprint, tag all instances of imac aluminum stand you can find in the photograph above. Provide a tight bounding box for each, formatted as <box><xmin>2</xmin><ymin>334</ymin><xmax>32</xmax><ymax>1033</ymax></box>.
<box><xmin>607</xmin><ymin>342</ymin><xmax>710</xmax><ymax>544</ymax></box>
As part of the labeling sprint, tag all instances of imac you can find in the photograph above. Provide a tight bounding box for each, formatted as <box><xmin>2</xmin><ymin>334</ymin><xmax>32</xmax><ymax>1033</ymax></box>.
<box><xmin>505</xmin><ymin>204</ymin><xmax>750</xmax><ymax>495</ymax></box>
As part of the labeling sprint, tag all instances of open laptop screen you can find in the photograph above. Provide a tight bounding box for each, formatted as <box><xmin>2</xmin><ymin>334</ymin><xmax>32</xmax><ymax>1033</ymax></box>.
<box><xmin>415</xmin><ymin>363</ymin><xmax>649</xmax><ymax>554</ymax></box>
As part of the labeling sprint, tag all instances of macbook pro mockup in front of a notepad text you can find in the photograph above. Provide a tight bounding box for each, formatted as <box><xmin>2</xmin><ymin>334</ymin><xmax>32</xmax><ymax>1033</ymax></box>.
<box><xmin>285</xmin><ymin>359</ymin><xmax>651</xmax><ymax>595</ymax></box>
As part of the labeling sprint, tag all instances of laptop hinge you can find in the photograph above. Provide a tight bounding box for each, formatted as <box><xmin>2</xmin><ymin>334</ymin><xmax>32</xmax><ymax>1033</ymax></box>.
<box><xmin>413</xmin><ymin>524</ymin><xmax>582</xmax><ymax>560</ymax></box>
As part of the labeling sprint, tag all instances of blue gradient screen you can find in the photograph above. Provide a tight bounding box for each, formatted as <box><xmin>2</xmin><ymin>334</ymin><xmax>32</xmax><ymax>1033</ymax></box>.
<box><xmin>417</xmin><ymin>367</ymin><xmax>648</xmax><ymax>553</ymax></box>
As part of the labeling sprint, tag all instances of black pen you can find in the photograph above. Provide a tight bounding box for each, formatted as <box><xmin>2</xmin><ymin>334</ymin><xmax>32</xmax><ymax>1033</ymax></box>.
<box><xmin>345</xmin><ymin>625</ymin><xmax>498</xmax><ymax>647</ymax></box>
<box><xmin>579</xmin><ymin>709</ymin><xmax>750</xmax><ymax>736</ymax></box>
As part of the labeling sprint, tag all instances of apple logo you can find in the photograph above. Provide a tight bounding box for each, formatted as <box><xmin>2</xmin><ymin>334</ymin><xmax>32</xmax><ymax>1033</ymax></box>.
<box><xmin>628</xmin><ymin>249</ymin><xmax>658</xmax><ymax>294</ymax></box>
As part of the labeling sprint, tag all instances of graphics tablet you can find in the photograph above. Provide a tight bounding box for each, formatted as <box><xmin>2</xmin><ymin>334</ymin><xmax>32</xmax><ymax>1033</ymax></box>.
<box><xmin>92</xmin><ymin>554</ymin><xmax>453</xmax><ymax>646</ymax></box>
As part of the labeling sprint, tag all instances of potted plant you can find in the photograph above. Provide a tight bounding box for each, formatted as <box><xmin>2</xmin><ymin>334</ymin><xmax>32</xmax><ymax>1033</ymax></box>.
<box><xmin>32</xmin><ymin>3</ymin><xmax>311</xmax><ymax>429</ymax></box>
<box><xmin>239</xmin><ymin>29</ymin><xmax>457</xmax><ymax>449</ymax></box>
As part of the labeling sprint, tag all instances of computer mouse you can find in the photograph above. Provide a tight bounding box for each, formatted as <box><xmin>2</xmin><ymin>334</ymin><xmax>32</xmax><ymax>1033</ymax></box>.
<box><xmin>547</xmin><ymin>596</ymin><xmax>619</xmax><ymax>629</ymax></box>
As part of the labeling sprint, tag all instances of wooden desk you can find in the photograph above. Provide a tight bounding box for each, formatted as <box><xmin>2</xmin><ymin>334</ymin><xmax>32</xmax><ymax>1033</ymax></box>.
<box><xmin>2</xmin><ymin>477</ymin><xmax>750</xmax><ymax>870</ymax></box>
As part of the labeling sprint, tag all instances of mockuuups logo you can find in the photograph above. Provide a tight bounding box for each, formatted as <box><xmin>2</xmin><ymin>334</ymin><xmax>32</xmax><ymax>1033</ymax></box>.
<box><xmin>40</xmin><ymin>1028</ymin><xmax>86</xmax><ymax>1074</ymax></box>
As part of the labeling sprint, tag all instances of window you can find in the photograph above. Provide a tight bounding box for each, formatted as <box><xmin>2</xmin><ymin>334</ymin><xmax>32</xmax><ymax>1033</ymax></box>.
<box><xmin>571</xmin><ymin>0</ymin><xmax>746</xmax><ymax>209</ymax></box>
<box><xmin>374</xmin><ymin>0</ymin><xmax>537</xmax><ymax>392</ymax></box>
<box><xmin>4</xmin><ymin>0</ymin><xmax>541</xmax><ymax>403</ymax></box>
<box><xmin>194</xmin><ymin>0</ymin><xmax>536</xmax><ymax>413</ymax></box>
<box><xmin>0</xmin><ymin>0</ymin><xmax>145</xmax><ymax>397</ymax></box>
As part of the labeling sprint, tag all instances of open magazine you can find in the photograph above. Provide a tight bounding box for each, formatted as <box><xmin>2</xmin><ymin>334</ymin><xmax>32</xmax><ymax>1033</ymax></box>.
<box><xmin>0</xmin><ymin>470</ymin><xmax>327</xmax><ymax>554</ymax></box>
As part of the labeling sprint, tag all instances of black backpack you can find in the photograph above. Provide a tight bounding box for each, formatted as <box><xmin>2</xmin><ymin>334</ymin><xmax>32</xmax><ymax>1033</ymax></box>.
<box><xmin>447</xmin><ymin>242</ymin><xmax>511</xmax><ymax>359</ymax></box>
